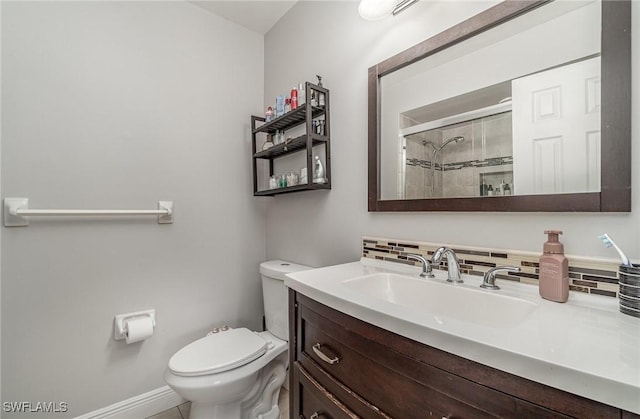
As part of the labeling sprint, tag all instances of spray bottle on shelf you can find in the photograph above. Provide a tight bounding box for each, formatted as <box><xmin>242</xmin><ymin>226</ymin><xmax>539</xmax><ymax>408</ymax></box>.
<box><xmin>313</xmin><ymin>156</ymin><xmax>326</xmax><ymax>184</ymax></box>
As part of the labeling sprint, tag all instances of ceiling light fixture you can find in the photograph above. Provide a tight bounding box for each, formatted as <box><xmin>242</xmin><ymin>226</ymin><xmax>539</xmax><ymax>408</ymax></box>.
<box><xmin>358</xmin><ymin>0</ymin><xmax>396</xmax><ymax>21</ymax></box>
<box><xmin>392</xmin><ymin>0</ymin><xmax>419</xmax><ymax>16</ymax></box>
<box><xmin>358</xmin><ymin>0</ymin><xmax>419</xmax><ymax>21</ymax></box>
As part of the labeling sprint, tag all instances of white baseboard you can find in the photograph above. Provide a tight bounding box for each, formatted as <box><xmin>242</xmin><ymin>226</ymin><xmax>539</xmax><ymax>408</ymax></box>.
<box><xmin>74</xmin><ymin>386</ymin><xmax>186</xmax><ymax>419</ymax></box>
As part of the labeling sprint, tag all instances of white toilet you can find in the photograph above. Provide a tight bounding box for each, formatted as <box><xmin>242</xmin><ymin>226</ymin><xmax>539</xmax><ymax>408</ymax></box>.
<box><xmin>164</xmin><ymin>260</ymin><xmax>311</xmax><ymax>419</ymax></box>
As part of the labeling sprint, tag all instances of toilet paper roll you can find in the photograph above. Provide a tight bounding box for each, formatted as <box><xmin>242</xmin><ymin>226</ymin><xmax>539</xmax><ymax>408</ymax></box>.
<box><xmin>125</xmin><ymin>317</ymin><xmax>154</xmax><ymax>344</ymax></box>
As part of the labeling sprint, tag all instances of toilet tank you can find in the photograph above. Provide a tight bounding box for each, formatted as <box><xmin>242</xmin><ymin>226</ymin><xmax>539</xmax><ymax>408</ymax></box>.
<box><xmin>260</xmin><ymin>260</ymin><xmax>312</xmax><ymax>341</ymax></box>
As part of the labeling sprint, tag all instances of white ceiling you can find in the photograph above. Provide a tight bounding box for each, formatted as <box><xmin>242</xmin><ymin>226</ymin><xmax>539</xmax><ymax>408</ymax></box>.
<box><xmin>190</xmin><ymin>1</ymin><xmax>298</xmax><ymax>35</ymax></box>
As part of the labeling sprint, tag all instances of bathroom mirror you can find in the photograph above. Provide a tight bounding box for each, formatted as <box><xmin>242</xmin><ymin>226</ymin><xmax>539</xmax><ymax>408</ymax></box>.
<box><xmin>368</xmin><ymin>0</ymin><xmax>630</xmax><ymax>212</ymax></box>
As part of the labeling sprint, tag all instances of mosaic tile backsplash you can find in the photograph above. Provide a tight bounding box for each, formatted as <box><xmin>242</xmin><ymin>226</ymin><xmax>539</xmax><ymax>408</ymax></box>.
<box><xmin>363</xmin><ymin>236</ymin><xmax>621</xmax><ymax>298</ymax></box>
<box><xmin>406</xmin><ymin>155</ymin><xmax>513</xmax><ymax>172</ymax></box>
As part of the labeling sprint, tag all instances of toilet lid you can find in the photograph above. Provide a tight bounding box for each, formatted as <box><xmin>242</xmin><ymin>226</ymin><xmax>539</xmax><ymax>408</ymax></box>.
<box><xmin>168</xmin><ymin>328</ymin><xmax>268</xmax><ymax>377</ymax></box>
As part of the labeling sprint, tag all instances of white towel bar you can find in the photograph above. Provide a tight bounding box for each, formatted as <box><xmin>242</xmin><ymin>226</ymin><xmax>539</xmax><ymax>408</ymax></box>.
<box><xmin>3</xmin><ymin>198</ymin><xmax>173</xmax><ymax>227</ymax></box>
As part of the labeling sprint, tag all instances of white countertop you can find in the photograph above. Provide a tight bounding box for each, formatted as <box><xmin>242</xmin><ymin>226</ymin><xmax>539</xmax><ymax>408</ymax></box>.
<box><xmin>285</xmin><ymin>258</ymin><xmax>640</xmax><ymax>414</ymax></box>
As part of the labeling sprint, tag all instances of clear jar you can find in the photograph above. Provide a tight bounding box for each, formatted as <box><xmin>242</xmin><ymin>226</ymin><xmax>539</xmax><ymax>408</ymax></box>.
<box><xmin>269</xmin><ymin>176</ymin><xmax>278</xmax><ymax>189</ymax></box>
<box><xmin>287</xmin><ymin>171</ymin><xmax>299</xmax><ymax>186</ymax></box>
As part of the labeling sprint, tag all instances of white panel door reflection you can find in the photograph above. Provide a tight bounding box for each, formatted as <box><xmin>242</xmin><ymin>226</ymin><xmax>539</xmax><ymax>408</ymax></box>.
<box><xmin>512</xmin><ymin>57</ymin><xmax>601</xmax><ymax>195</ymax></box>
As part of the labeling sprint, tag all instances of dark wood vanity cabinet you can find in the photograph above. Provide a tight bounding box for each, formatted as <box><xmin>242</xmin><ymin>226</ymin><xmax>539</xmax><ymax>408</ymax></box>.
<box><xmin>289</xmin><ymin>289</ymin><xmax>639</xmax><ymax>419</ymax></box>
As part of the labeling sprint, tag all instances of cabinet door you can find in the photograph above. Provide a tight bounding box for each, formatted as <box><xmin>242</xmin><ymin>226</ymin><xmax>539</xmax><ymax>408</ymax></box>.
<box><xmin>298</xmin><ymin>305</ymin><xmax>496</xmax><ymax>418</ymax></box>
<box><xmin>295</xmin><ymin>364</ymin><xmax>359</xmax><ymax>419</ymax></box>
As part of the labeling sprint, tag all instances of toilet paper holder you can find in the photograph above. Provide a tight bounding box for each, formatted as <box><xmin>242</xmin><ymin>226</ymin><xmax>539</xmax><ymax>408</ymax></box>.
<box><xmin>114</xmin><ymin>309</ymin><xmax>156</xmax><ymax>341</ymax></box>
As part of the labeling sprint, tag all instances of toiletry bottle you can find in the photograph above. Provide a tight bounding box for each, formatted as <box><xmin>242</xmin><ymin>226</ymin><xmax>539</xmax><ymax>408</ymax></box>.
<box><xmin>275</xmin><ymin>95</ymin><xmax>285</xmax><ymax>117</ymax></box>
<box><xmin>284</xmin><ymin>98</ymin><xmax>291</xmax><ymax>113</ymax></box>
<box><xmin>539</xmin><ymin>230</ymin><xmax>569</xmax><ymax>302</ymax></box>
<box><xmin>499</xmin><ymin>179</ymin><xmax>506</xmax><ymax>195</ymax></box>
<box><xmin>290</xmin><ymin>87</ymin><xmax>298</xmax><ymax>110</ymax></box>
<box><xmin>480</xmin><ymin>179</ymin><xmax>487</xmax><ymax>196</ymax></box>
<box><xmin>487</xmin><ymin>185</ymin><xmax>494</xmax><ymax>196</ymax></box>
<box><xmin>503</xmin><ymin>183</ymin><xmax>511</xmax><ymax>195</ymax></box>
<box><xmin>298</xmin><ymin>83</ymin><xmax>306</xmax><ymax>106</ymax></box>
<box><xmin>313</xmin><ymin>156</ymin><xmax>325</xmax><ymax>183</ymax></box>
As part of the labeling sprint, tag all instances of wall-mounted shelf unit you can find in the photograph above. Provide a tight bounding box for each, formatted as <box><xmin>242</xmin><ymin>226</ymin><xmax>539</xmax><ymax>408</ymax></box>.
<box><xmin>251</xmin><ymin>82</ymin><xmax>331</xmax><ymax>197</ymax></box>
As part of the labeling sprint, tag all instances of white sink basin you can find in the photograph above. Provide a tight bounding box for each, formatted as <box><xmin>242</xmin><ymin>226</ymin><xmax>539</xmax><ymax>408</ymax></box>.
<box><xmin>342</xmin><ymin>272</ymin><xmax>538</xmax><ymax>328</ymax></box>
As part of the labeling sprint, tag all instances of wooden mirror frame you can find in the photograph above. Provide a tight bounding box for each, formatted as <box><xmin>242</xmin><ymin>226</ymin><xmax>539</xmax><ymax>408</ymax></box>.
<box><xmin>368</xmin><ymin>0</ymin><xmax>631</xmax><ymax>212</ymax></box>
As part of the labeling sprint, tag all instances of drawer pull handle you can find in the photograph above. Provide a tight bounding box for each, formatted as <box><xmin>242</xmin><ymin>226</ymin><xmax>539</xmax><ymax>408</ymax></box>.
<box><xmin>310</xmin><ymin>412</ymin><xmax>321</xmax><ymax>419</ymax></box>
<box><xmin>312</xmin><ymin>343</ymin><xmax>340</xmax><ymax>365</ymax></box>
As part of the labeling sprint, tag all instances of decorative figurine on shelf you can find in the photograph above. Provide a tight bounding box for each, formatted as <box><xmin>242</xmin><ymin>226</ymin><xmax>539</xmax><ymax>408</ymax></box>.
<box><xmin>313</xmin><ymin>155</ymin><xmax>326</xmax><ymax>184</ymax></box>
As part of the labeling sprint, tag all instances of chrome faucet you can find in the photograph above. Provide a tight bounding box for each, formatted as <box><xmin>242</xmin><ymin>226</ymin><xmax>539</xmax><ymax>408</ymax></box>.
<box><xmin>480</xmin><ymin>266</ymin><xmax>521</xmax><ymax>290</ymax></box>
<box><xmin>406</xmin><ymin>254</ymin><xmax>434</xmax><ymax>278</ymax></box>
<box><xmin>431</xmin><ymin>247</ymin><xmax>462</xmax><ymax>283</ymax></box>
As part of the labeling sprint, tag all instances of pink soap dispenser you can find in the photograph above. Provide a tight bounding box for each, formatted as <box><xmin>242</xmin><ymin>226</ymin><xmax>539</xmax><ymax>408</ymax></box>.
<box><xmin>539</xmin><ymin>230</ymin><xmax>569</xmax><ymax>302</ymax></box>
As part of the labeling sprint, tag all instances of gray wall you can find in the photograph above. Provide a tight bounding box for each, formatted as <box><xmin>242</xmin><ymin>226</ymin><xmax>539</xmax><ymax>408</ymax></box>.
<box><xmin>1</xmin><ymin>1</ymin><xmax>265</xmax><ymax>416</ymax></box>
<box><xmin>264</xmin><ymin>1</ymin><xmax>640</xmax><ymax>267</ymax></box>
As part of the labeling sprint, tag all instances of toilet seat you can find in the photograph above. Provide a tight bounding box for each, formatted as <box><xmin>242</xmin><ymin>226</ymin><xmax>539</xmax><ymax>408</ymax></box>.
<box><xmin>168</xmin><ymin>328</ymin><xmax>268</xmax><ymax>377</ymax></box>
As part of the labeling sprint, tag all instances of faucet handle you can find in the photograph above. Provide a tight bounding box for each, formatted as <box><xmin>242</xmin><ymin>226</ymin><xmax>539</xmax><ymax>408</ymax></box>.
<box><xmin>406</xmin><ymin>254</ymin><xmax>434</xmax><ymax>278</ymax></box>
<box><xmin>480</xmin><ymin>266</ymin><xmax>521</xmax><ymax>290</ymax></box>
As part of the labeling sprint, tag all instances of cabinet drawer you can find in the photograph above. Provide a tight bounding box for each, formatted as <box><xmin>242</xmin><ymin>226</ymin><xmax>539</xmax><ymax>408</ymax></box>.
<box><xmin>298</xmin><ymin>300</ymin><xmax>570</xmax><ymax>419</ymax></box>
<box><xmin>295</xmin><ymin>363</ymin><xmax>358</xmax><ymax>419</ymax></box>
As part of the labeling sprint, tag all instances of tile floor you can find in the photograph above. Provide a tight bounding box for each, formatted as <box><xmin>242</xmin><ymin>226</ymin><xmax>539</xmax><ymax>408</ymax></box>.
<box><xmin>146</xmin><ymin>388</ymin><xmax>289</xmax><ymax>419</ymax></box>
